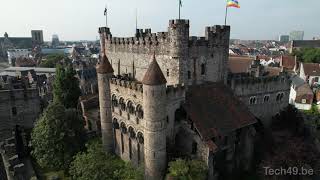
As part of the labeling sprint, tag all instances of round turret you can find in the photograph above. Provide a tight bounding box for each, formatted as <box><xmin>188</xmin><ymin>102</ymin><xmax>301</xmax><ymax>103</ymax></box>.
<box><xmin>142</xmin><ymin>53</ymin><xmax>167</xmax><ymax>85</ymax></box>
<box><xmin>96</xmin><ymin>54</ymin><xmax>114</xmax><ymax>74</ymax></box>
<box><xmin>142</xmin><ymin>54</ymin><xmax>167</xmax><ymax>180</ymax></box>
<box><xmin>96</xmin><ymin>54</ymin><xmax>114</xmax><ymax>152</ymax></box>
<box><xmin>168</xmin><ymin>19</ymin><xmax>189</xmax><ymax>57</ymax></box>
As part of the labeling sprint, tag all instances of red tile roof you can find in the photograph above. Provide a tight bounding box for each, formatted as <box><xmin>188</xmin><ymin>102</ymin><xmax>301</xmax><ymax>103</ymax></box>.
<box><xmin>15</xmin><ymin>58</ymin><xmax>36</xmax><ymax>67</ymax></box>
<box><xmin>295</xmin><ymin>83</ymin><xmax>313</xmax><ymax>104</ymax></box>
<box><xmin>281</xmin><ymin>55</ymin><xmax>296</xmax><ymax>70</ymax></box>
<box><xmin>185</xmin><ymin>83</ymin><xmax>257</xmax><ymax>141</ymax></box>
<box><xmin>228</xmin><ymin>56</ymin><xmax>254</xmax><ymax>74</ymax></box>
<box><xmin>303</xmin><ymin>63</ymin><xmax>320</xmax><ymax>76</ymax></box>
<box><xmin>265</xmin><ymin>67</ymin><xmax>282</xmax><ymax>76</ymax></box>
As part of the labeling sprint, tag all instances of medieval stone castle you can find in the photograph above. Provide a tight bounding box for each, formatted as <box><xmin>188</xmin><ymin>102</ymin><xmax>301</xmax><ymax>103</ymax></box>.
<box><xmin>96</xmin><ymin>19</ymin><xmax>291</xmax><ymax>180</ymax></box>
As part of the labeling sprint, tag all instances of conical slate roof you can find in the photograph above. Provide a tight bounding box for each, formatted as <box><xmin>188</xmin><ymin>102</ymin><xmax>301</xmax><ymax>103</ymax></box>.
<box><xmin>142</xmin><ymin>54</ymin><xmax>167</xmax><ymax>85</ymax></box>
<box><xmin>96</xmin><ymin>54</ymin><xmax>114</xmax><ymax>74</ymax></box>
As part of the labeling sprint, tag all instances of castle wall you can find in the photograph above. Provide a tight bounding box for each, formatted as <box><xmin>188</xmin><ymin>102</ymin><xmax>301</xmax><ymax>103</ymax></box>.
<box><xmin>185</xmin><ymin>25</ymin><xmax>230</xmax><ymax>85</ymax></box>
<box><xmin>110</xmin><ymin>79</ymin><xmax>145</xmax><ymax>166</ymax></box>
<box><xmin>230</xmin><ymin>74</ymin><xmax>291</xmax><ymax>126</ymax></box>
<box><xmin>0</xmin><ymin>87</ymin><xmax>40</xmax><ymax>141</ymax></box>
<box><xmin>114</xmin><ymin>128</ymin><xmax>144</xmax><ymax>166</ymax></box>
<box><xmin>166</xmin><ymin>85</ymin><xmax>186</xmax><ymax>141</ymax></box>
<box><xmin>99</xmin><ymin>21</ymin><xmax>230</xmax><ymax>86</ymax></box>
<box><xmin>110</xmin><ymin>78</ymin><xmax>144</xmax><ymax>132</ymax></box>
<box><xmin>109</xmin><ymin>78</ymin><xmax>187</xmax><ymax>171</ymax></box>
<box><xmin>97</xmin><ymin>19</ymin><xmax>237</xmax><ymax>179</ymax></box>
<box><xmin>175</xmin><ymin>122</ymin><xmax>210</xmax><ymax>162</ymax></box>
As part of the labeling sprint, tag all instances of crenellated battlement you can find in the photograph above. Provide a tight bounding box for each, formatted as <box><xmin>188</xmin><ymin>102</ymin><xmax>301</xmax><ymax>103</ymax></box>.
<box><xmin>169</xmin><ymin>19</ymin><xmax>190</xmax><ymax>27</ymax></box>
<box><xmin>106</xmin><ymin>33</ymin><xmax>167</xmax><ymax>46</ymax></box>
<box><xmin>189</xmin><ymin>36</ymin><xmax>209</xmax><ymax>46</ymax></box>
<box><xmin>99</xmin><ymin>27</ymin><xmax>111</xmax><ymax>35</ymax></box>
<box><xmin>110</xmin><ymin>78</ymin><xmax>143</xmax><ymax>93</ymax></box>
<box><xmin>166</xmin><ymin>84</ymin><xmax>186</xmax><ymax>99</ymax></box>
<box><xmin>135</xmin><ymin>28</ymin><xmax>152</xmax><ymax>38</ymax></box>
<box><xmin>229</xmin><ymin>72</ymin><xmax>291</xmax><ymax>93</ymax></box>
<box><xmin>205</xmin><ymin>25</ymin><xmax>230</xmax><ymax>45</ymax></box>
<box><xmin>99</xmin><ymin>19</ymin><xmax>230</xmax><ymax>55</ymax></box>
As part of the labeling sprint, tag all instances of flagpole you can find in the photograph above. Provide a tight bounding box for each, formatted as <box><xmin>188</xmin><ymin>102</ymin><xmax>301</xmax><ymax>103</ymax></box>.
<box><xmin>135</xmin><ymin>8</ymin><xmax>138</xmax><ymax>30</ymax></box>
<box><xmin>105</xmin><ymin>5</ymin><xmax>108</xmax><ymax>27</ymax></box>
<box><xmin>224</xmin><ymin>5</ymin><xmax>228</xmax><ymax>26</ymax></box>
<box><xmin>179</xmin><ymin>0</ymin><xmax>181</xmax><ymax>19</ymax></box>
<box><xmin>106</xmin><ymin>13</ymin><xmax>108</xmax><ymax>27</ymax></box>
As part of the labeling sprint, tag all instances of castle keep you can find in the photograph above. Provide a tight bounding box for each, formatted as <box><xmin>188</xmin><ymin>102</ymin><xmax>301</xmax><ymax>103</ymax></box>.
<box><xmin>96</xmin><ymin>19</ymin><xmax>290</xmax><ymax>180</ymax></box>
<box><xmin>99</xmin><ymin>19</ymin><xmax>229</xmax><ymax>85</ymax></box>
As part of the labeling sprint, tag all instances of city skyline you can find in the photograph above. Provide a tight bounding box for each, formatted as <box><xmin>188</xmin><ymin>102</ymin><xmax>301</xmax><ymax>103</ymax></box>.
<box><xmin>0</xmin><ymin>0</ymin><xmax>319</xmax><ymax>41</ymax></box>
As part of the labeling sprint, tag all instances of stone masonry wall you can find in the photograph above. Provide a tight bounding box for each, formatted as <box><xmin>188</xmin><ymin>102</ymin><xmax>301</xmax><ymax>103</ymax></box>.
<box><xmin>229</xmin><ymin>73</ymin><xmax>291</xmax><ymax>126</ymax></box>
<box><xmin>0</xmin><ymin>88</ymin><xmax>40</xmax><ymax>141</ymax></box>
<box><xmin>99</xmin><ymin>20</ymin><xmax>230</xmax><ymax>86</ymax></box>
<box><xmin>109</xmin><ymin>78</ymin><xmax>186</xmax><ymax>169</ymax></box>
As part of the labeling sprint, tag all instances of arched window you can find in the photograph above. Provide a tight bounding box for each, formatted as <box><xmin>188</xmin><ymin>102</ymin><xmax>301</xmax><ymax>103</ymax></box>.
<box><xmin>119</xmin><ymin>98</ymin><xmax>126</xmax><ymax>111</ymax></box>
<box><xmin>188</xmin><ymin>71</ymin><xmax>191</xmax><ymax>79</ymax></box>
<box><xmin>263</xmin><ymin>95</ymin><xmax>270</xmax><ymax>103</ymax></box>
<box><xmin>113</xmin><ymin>118</ymin><xmax>119</xmax><ymax>129</ymax></box>
<box><xmin>276</xmin><ymin>92</ymin><xmax>285</xmax><ymax>102</ymax></box>
<box><xmin>112</xmin><ymin>95</ymin><xmax>118</xmax><ymax>107</ymax></box>
<box><xmin>249</xmin><ymin>96</ymin><xmax>257</xmax><ymax>105</ymax></box>
<box><xmin>280</xmin><ymin>93</ymin><xmax>284</xmax><ymax>101</ymax></box>
<box><xmin>137</xmin><ymin>132</ymin><xmax>144</xmax><ymax>144</ymax></box>
<box><xmin>136</xmin><ymin>105</ymin><xmax>144</xmax><ymax>119</ymax></box>
<box><xmin>128</xmin><ymin>127</ymin><xmax>136</xmax><ymax>139</ymax></box>
<box><xmin>201</xmin><ymin>63</ymin><xmax>206</xmax><ymax>75</ymax></box>
<box><xmin>127</xmin><ymin>101</ymin><xmax>135</xmax><ymax>114</ymax></box>
<box><xmin>120</xmin><ymin>122</ymin><xmax>127</xmax><ymax>134</ymax></box>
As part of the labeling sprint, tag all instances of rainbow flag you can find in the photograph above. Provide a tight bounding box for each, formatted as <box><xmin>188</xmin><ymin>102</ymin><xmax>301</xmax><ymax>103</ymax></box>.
<box><xmin>227</xmin><ymin>0</ymin><xmax>240</xmax><ymax>8</ymax></box>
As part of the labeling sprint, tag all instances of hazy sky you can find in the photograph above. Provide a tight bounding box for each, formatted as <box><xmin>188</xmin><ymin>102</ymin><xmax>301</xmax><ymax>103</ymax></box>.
<box><xmin>0</xmin><ymin>0</ymin><xmax>319</xmax><ymax>41</ymax></box>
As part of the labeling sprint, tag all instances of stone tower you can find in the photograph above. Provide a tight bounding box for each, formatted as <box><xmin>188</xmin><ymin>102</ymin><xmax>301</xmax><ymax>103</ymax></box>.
<box><xmin>96</xmin><ymin>54</ymin><xmax>114</xmax><ymax>152</ymax></box>
<box><xmin>168</xmin><ymin>19</ymin><xmax>189</xmax><ymax>85</ymax></box>
<box><xmin>142</xmin><ymin>54</ymin><xmax>167</xmax><ymax>180</ymax></box>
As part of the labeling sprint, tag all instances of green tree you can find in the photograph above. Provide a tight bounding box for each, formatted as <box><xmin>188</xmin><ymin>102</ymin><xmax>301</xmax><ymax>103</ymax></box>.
<box><xmin>305</xmin><ymin>104</ymin><xmax>320</xmax><ymax>116</ymax></box>
<box><xmin>188</xmin><ymin>160</ymin><xmax>208</xmax><ymax>180</ymax></box>
<box><xmin>53</xmin><ymin>64</ymin><xmax>81</xmax><ymax>109</ymax></box>
<box><xmin>292</xmin><ymin>48</ymin><xmax>320</xmax><ymax>63</ymax></box>
<box><xmin>167</xmin><ymin>159</ymin><xmax>208</xmax><ymax>180</ymax></box>
<box><xmin>31</xmin><ymin>103</ymin><xmax>86</xmax><ymax>171</ymax></box>
<box><xmin>69</xmin><ymin>139</ymin><xmax>143</xmax><ymax>180</ymax></box>
<box><xmin>40</xmin><ymin>54</ymin><xmax>70</xmax><ymax>68</ymax></box>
